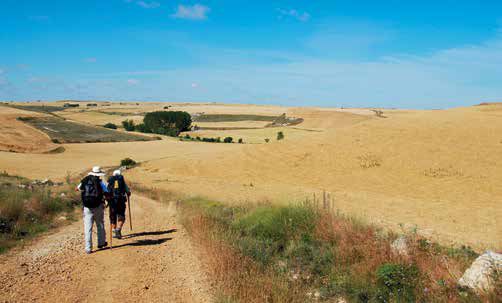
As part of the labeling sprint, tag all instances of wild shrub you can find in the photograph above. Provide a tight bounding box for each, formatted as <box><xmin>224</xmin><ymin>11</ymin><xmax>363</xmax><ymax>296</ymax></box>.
<box><xmin>216</xmin><ymin>137</ymin><xmax>221</xmax><ymax>143</ymax></box>
<box><xmin>376</xmin><ymin>263</ymin><xmax>420</xmax><ymax>302</ymax></box>
<box><xmin>224</xmin><ymin>137</ymin><xmax>233</xmax><ymax>143</ymax></box>
<box><xmin>103</xmin><ymin>123</ymin><xmax>117</xmax><ymax>129</ymax></box>
<box><xmin>122</xmin><ymin>119</ymin><xmax>135</xmax><ymax>131</ymax></box>
<box><xmin>120</xmin><ymin>157</ymin><xmax>136</xmax><ymax>167</ymax></box>
<box><xmin>238</xmin><ymin>138</ymin><xmax>243</xmax><ymax>144</ymax></box>
<box><xmin>265</xmin><ymin>138</ymin><xmax>270</xmax><ymax>143</ymax></box>
<box><xmin>277</xmin><ymin>131</ymin><xmax>284</xmax><ymax>140</ymax></box>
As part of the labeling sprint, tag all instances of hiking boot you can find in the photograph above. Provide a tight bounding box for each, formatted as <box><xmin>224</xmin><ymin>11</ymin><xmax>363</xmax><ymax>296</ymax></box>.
<box><xmin>112</xmin><ymin>229</ymin><xmax>119</xmax><ymax>239</ymax></box>
<box><xmin>98</xmin><ymin>242</ymin><xmax>108</xmax><ymax>249</ymax></box>
<box><xmin>116</xmin><ymin>229</ymin><xmax>122</xmax><ymax>240</ymax></box>
<box><xmin>85</xmin><ymin>250</ymin><xmax>92</xmax><ymax>254</ymax></box>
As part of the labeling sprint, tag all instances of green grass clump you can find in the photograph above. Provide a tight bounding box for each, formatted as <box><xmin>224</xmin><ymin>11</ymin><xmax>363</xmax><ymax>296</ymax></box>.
<box><xmin>376</xmin><ymin>263</ymin><xmax>419</xmax><ymax>302</ymax></box>
<box><xmin>0</xmin><ymin>174</ymin><xmax>80</xmax><ymax>253</ymax></box>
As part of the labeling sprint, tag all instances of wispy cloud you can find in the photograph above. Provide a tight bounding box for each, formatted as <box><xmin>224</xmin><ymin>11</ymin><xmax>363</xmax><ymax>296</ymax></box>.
<box><xmin>127</xmin><ymin>79</ymin><xmax>140</xmax><ymax>85</ymax></box>
<box><xmin>84</xmin><ymin>58</ymin><xmax>97</xmax><ymax>63</ymax></box>
<box><xmin>125</xmin><ymin>0</ymin><xmax>160</xmax><ymax>9</ymax></box>
<box><xmin>277</xmin><ymin>8</ymin><xmax>310</xmax><ymax>22</ymax></box>
<box><xmin>171</xmin><ymin>4</ymin><xmax>210</xmax><ymax>20</ymax></box>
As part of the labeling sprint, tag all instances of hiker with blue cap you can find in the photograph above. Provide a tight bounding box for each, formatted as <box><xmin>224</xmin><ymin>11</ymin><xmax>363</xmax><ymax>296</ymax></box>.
<box><xmin>107</xmin><ymin>169</ymin><xmax>131</xmax><ymax>240</ymax></box>
<box><xmin>76</xmin><ymin>166</ymin><xmax>109</xmax><ymax>254</ymax></box>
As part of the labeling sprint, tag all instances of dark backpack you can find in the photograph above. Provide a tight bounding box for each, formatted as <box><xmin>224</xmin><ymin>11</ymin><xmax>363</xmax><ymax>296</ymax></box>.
<box><xmin>80</xmin><ymin>175</ymin><xmax>104</xmax><ymax>208</ymax></box>
<box><xmin>107</xmin><ymin>175</ymin><xmax>126</xmax><ymax>199</ymax></box>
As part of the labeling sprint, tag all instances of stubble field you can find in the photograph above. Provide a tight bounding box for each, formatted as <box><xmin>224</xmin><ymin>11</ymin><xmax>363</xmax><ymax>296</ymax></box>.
<box><xmin>0</xmin><ymin>101</ymin><xmax>500</xmax><ymax>251</ymax></box>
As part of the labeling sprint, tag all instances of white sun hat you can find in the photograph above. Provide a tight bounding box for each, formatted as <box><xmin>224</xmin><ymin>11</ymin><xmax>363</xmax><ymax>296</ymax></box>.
<box><xmin>88</xmin><ymin>166</ymin><xmax>105</xmax><ymax>177</ymax></box>
<box><xmin>113</xmin><ymin>169</ymin><xmax>121</xmax><ymax>176</ymax></box>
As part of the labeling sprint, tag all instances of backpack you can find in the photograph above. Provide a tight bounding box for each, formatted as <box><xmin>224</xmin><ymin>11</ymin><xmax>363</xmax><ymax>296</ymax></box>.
<box><xmin>81</xmin><ymin>175</ymin><xmax>104</xmax><ymax>208</ymax></box>
<box><xmin>107</xmin><ymin>175</ymin><xmax>126</xmax><ymax>199</ymax></box>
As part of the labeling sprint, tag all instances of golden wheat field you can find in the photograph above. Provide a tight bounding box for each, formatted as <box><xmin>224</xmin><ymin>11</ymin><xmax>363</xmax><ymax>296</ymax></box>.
<box><xmin>0</xmin><ymin>101</ymin><xmax>500</xmax><ymax>251</ymax></box>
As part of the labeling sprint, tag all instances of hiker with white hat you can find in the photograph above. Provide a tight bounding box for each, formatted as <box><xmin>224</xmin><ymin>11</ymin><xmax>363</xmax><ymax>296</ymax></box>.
<box><xmin>76</xmin><ymin>166</ymin><xmax>109</xmax><ymax>254</ymax></box>
<box><xmin>106</xmin><ymin>169</ymin><xmax>131</xmax><ymax>240</ymax></box>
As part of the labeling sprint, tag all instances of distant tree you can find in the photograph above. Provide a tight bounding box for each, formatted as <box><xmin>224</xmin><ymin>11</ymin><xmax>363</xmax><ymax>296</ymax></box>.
<box><xmin>277</xmin><ymin>131</ymin><xmax>284</xmax><ymax>140</ymax></box>
<box><xmin>143</xmin><ymin>111</ymin><xmax>192</xmax><ymax>136</ymax></box>
<box><xmin>103</xmin><ymin>123</ymin><xmax>117</xmax><ymax>129</ymax></box>
<box><xmin>238</xmin><ymin>138</ymin><xmax>243</xmax><ymax>144</ymax></box>
<box><xmin>120</xmin><ymin>158</ymin><xmax>136</xmax><ymax>167</ymax></box>
<box><xmin>224</xmin><ymin>137</ymin><xmax>233</xmax><ymax>143</ymax></box>
<box><xmin>265</xmin><ymin>138</ymin><xmax>270</xmax><ymax>143</ymax></box>
<box><xmin>122</xmin><ymin>119</ymin><xmax>135</xmax><ymax>131</ymax></box>
<box><xmin>134</xmin><ymin>123</ymin><xmax>151</xmax><ymax>133</ymax></box>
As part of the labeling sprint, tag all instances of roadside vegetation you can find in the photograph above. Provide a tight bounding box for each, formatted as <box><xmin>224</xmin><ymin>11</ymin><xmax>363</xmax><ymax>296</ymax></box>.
<box><xmin>19</xmin><ymin>116</ymin><xmax>154</xmax><ymax>143</ymax></box>
<box><xmin>179</xmin><ymin>134</ymin><xmax>243</xmax><ymax>144</ymax></box>
<box><xmin>0</xmin><ymin>172</ymin><xmax>80</xmax><ymax>254</ymax></box>
<box><xmin>176</xmin><ymin>197</ymin><xmax>495</xmax><ymax>303</ymax></box>
<box><xmin>103</xmin><ymin>122</ymin><xmax>117</xmax><ymax>129</ymax></box>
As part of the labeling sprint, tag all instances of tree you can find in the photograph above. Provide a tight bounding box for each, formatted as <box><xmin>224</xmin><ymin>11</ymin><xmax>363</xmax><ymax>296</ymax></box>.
<box><xmin>277</xmin><ymin>131</ymin><xmax>284</xmax><ymax>140</ymax></box>
<box><xmin>122</xmin><ymin>119</ymin><xmax>135</xmax><ymax>131</ymax></box>
<box><xmin>103</xmin><ymin>123</ymin><xmax>117</xmax><ymax>129</ymax></box>
<box><xmin>143</xmin><ymin>111</ymin><xmax>192</xmax><ymax>136</ymax></box>
<box><xmin>224</xmin><ymin>137</ymin><xmax>233</xmax><ymax>143</ymax></box>
<box><xmin>238</xmin><ymin>138</ymin><xmax>243</xmax><ymax>144</ymax></box>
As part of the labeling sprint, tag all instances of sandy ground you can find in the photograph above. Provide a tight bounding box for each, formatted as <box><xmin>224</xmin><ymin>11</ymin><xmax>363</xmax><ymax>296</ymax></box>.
<box><xmin>1</xmin><ymin>102</ymin><xmax>501</xmax><ymax>251</ymax></box>
<box><xmin>0</xmin><ymin>195</ymin><xmax>213</xmax><ymax>303</ymax></box>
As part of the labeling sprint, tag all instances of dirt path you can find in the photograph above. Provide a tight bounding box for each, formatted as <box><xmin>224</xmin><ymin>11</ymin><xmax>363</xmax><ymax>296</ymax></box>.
<box><xmin>0</xmin><ymin>195</ymin><xmax>213</xmax><ymax>303</ymax></box>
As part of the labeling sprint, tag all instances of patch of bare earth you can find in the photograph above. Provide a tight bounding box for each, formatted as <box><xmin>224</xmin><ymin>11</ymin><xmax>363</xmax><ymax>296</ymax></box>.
<box><xmin>0</xmin><ymin>195</ymin><xmax>213</xmax><ymax>303</ymax></box>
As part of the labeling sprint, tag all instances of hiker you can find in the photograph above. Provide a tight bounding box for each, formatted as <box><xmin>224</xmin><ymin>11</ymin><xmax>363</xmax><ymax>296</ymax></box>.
<box><xmin>107</xmin><ymin>170</ymin><xmax>131</xmax><ymax>240</ymax></box>
<box><xmin>77</xmin><ymin>166</ymin><xmax>109</xmax><ymax>254</ymax></box>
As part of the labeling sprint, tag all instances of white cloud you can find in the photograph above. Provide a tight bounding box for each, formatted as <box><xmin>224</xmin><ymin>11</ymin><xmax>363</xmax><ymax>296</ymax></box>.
<box><xmin>127</xmin><ymin>79</ymin><xmax>140</xmax><ymax>85</ymax></box>
<box><xmin>278</xmin><ymin>8</ymin><xmax>310</xmax><ymax>22</ymax></box>
<box><xmin>85</xmin><ymin>58</ymin><xmax>97</xmax><ymax>63</ymax></box>
<box><xmin>191</xmin><ymin>83</ymin><xmax>198</xmax><ymax>88</ymax></box>
<box><xmin>171</xmin><ymin>4</ymin><xmax>210</xmax><ymax>20</ymax></box>
<box><xmin>125</xmin><ymin>0</ymin><xmax>160</xmax><ymax>9</ymax></box>
<box><xmin>137</xmin><ymin>1</ymin><xmax>160</xmax><ymax>9</ymax></box>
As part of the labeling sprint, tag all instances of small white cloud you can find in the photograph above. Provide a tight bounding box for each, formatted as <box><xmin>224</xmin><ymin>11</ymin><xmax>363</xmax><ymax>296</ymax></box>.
<box><xmin>191</xmin><ymin>83</ymin><xmax>198</xmax><ymax>88</ymax></box>
<box><xmin>85</xmin><ymin>58</ymin><xmax>97</xmax><ymax>63</ymax></box>
<box><xmin>125</xmin><ymin>0</ymin><xmax>160</xmax><ymax>9</ymax></box>
<box><xmin>127</xmin><ymin>79</ymin><xmax>140</xmax><ymax>85</ymax></box>
<box><xmin>137</xmin><ymin>1</ymin><xmax>160</xmax><ymax>8</ymax></box>
<box><xmin>277</xmin><ymin>8</ymin><xmax>310</xmax><ymax>22</ymax></box>
<box><xmin>171</xmin><ymin>4</ymin><xmax>210</xmax><ymax>20</ymax></box>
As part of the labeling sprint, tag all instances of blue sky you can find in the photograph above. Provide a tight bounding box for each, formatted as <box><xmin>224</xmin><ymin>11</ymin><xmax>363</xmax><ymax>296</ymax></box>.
<box><xmin>1</xmin><ymin>1</ymin><xmax>502</xmax><ymax>108</ymax></box>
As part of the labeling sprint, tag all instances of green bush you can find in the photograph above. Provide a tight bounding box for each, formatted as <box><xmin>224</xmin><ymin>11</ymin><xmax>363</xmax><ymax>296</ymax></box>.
<box><xmin>143</xmin><ymin>111</ymin><xmax>192</xmax><ymax>136</ymax></box>
<box><xmin>238</xmin><ymin>138</ymin><xmax>243</xmax><ymax>144</ymax></box>
<box><xmin>103</xmin><ymin>123</ymin><xmax>117</xmax><ymax>129</ymax></box>
<box><xmin>122</xmin><ymin>119</ymin><xmax>135</xmax><ymax>131</ymax></box>
<box><xmin>224</xmin><ymin>137</ymin><xmax>233</xmax><ymax>143</ymax></box>
<box><xmin>376</xmin><ymin>263</ymin><xmax>419</xmax><ymax>302</ymax></box>
<box><xmin>277</xmin><ymin>131</ymin><xmax>284</xmax><ymax>140</ymax></box>
<box><xmin>134</xmin><ymin>123</ymin><xmax>151</xmax><ymax>133</ymax></box>
<box><xmin>120</xmin><ymin>157</ymin><xmax>137</xmax><ymax>167</ymax></box>
<box><xmin>265</xmin><ymin>138</ymin><xmax>270</xmax><ymax>143</ymax></box>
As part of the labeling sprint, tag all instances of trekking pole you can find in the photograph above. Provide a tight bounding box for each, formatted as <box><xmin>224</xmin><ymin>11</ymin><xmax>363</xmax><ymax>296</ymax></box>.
<box><xmin>127</xmin><ymin>195</ymin><xmax>133</xmax><ymax>231</ymax></box>
<box><xmin>109</xmin><ymin>221</ymin><xmax>113</xmax><ymax>249</ymax></box>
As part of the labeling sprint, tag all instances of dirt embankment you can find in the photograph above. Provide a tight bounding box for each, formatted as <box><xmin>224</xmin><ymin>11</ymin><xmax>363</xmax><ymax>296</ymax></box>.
<box><xmin>0</xmin><ymin>195</ymin><xmax>213</xmax><ymax>303</ymax></box>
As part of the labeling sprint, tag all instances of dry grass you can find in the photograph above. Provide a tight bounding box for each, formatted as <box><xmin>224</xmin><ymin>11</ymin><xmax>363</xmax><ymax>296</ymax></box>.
<box><xmin>179</xmin><ymin>197</ymin><xmax>494</xmax><ymax>302</ymax></box>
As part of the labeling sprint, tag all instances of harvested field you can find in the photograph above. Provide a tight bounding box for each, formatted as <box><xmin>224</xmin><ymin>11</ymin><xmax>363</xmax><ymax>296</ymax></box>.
<box><xmin>1</xmin><ymin>102</ymin><xmax>501</xmax><ymax>252</ymax></box>
<box><xmin>20</xmin><ymin>116</ymin><xmax>155</xmax><ymax>143</ymax></box>
<box><xmin>193</xmin><ymin>114</ymin><xmax>278</xmax><ymax>122</ymax></box>
<box><xmin>6</xmin><ymin>104</ymin><xmax>66</xmax><ymax>114</ymax></box>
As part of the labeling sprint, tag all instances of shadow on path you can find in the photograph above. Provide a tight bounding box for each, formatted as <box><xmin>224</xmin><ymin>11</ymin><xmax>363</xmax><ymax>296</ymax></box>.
<box><xmin>97</xmin><ymin>237</ymin><xmax>173</xmax><ymax>252</ymax></box>
<box><xmin>121</xmin><ymin>229</ymin><xmax>177</xmax><ymax>240</ymax></box>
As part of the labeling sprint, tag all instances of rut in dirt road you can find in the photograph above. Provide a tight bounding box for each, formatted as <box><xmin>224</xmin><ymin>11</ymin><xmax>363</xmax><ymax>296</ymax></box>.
<box><xmin>0</xmin><ymin>195</ymin><xmax>213</xmax><ymax>303</ymax></box>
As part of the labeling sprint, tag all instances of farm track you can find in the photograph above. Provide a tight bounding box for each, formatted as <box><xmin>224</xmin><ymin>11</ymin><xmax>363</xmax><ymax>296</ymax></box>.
<box><xmin>0</xmin><ymin>195</ymin><xmax>213</xmax><ymax>303</ymax></box>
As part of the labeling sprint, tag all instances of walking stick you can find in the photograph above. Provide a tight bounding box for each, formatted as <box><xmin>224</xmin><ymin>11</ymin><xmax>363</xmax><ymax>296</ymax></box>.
<box><xmin>127</xmin><ymin>195</ymin><xmax>133</xmax><ymax>230</ymax></box>
<box><xmin>109</xmin><ymin>221</ymin><xmax>113</xmax><ymax>249</ymax></box>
